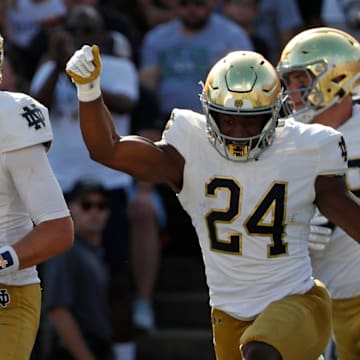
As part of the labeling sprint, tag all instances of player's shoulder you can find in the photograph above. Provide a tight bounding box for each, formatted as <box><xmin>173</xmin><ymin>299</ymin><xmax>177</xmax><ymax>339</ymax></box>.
<box><xmin>276</xmin><ymin>117</ymin><xmax>347</xmax><ymax>170</ymax></box>
<box><xmin>172</xmin><ymin>107</ymin><xmax>205</xmax><ymax>124</ymax></box>
<box><xmin>0</xmin><ymin>91</ymin><xmax>53</xmax><ymax>153</ymax></box>
<box><xmin>0</xmin><ymin>91</ymin><xmax>46</xmax><ymax>112</ymax></box>
<box><xmin>166</xmin><ymin>108</ymin><xmax>205</xmax><ymax>131</ymax></box>
<box><xmin>162</xmin><ymin>108</ymin><xmax>205</xmax><ymax>146</ymax></box>
<box><xmin>0</xmin><ymin>91</ymin><xmax>31</xmax><ymax>106</ymax></box>
<box><xmin>281</xmin><ymin>116</ymin><xmax>342</xmax><ymax>142</ymax></box>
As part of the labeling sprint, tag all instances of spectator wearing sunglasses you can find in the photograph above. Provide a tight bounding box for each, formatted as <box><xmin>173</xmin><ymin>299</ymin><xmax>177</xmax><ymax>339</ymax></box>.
<box><xmin>42</xmin><ymin>178</ymin><xmax>115</xmax><ymax>360</ymax></box>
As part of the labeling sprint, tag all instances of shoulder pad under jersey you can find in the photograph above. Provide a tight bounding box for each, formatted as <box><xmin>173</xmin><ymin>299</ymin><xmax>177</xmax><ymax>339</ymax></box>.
<box><xmin>162</xmin><ymin>108</ymin><xmax>205</xmax><ymax>159</ymax></box>
<box><xmin>162</xmin><ymin>108</ymin><xmax>205</xmax><ymax>145</ymax></box>
<box><xmin>0</xmin><ymin>92</ymin><xmax>53</xmax><ymax>152</ymax></box>
<box><xmin>287</xmin><ymin>119</ymin><xmax>348</xmax><ymax>175</ymax></box>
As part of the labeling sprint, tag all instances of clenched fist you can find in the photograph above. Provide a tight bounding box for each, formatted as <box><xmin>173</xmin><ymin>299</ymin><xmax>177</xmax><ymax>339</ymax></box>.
<box><xmin>66</xmin><ymin>44</ymin><xmax>102</xmax><ymax>84</ymax></box>
<box><xmin>66</xmin><ymin>45</ymin><xmax>102</xmax><ymax>102</ymax></box>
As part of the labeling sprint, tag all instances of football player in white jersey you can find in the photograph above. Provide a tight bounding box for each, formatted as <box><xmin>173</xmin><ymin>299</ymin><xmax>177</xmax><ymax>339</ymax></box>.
<box><xmin>277</xmin><ymin>27</ymin><xmax>360</xmax><ymax>360</ymax></box>
<box><xmin>66</xmin><ymin>44</ymin><xmax>360</xmax><ymax>360</ymax></box>
<box><xmin>0</xmin><ymin>35</ymin><xmax>74</xmax><ymax>360</ymax></box>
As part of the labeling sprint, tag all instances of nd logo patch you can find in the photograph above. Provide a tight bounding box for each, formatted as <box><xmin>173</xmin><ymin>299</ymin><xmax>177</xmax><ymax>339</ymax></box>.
<box><xmin>0</xmin><ymin>289</ymin><xmax>10</xmax><ymax>308</ymax></box>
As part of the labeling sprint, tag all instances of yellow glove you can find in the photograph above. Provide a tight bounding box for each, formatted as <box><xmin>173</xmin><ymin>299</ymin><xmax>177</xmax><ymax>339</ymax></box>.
<box><xmin>66</xmin><ymin>44</ymin><xmax>102</xmax><ymax>85</ymax></box>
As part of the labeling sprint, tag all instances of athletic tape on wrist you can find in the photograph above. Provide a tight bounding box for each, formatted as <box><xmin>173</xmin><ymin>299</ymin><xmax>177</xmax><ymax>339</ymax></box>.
<box><xmin>0</xmin><ymin>245</ymin><xmax>19</xmax><ymax>274</ymax></box>
<box><xmin>77</xmin><ymin>77</ymin><xmax>101</xmax><ymax>102</ymax></box>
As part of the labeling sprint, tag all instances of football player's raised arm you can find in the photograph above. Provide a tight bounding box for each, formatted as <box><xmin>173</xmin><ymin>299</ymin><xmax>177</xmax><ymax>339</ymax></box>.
<box><xmin>78</xmin><ymin>96</ymin><xmax>120</xmax><ymax>166</ymax></box>
<box><xmin>66</xmin><ymin>45</ymin><xmax>184</xmax><ymax>187</ymax></box>
<box><xmin>315</xmin><ymin>174</ymin><xmax>360</xmax><ymax>243</ymax></box>
<box><xmin>79</xmin><ymin>97</ymin><xmax>183</xmax><ymax>187</ymax></box>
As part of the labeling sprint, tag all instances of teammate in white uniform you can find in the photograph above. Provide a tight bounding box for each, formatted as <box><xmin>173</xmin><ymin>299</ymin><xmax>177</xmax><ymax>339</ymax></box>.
<box><xmin>277</xmin><ymin>27</ymin><xmax>360</xmax><ymax>360</ymax></box>
<box><xmin>65</xmin><ymin>45</ymin><xmax>360</xmax><ymax>360</ymax></box>
<box><xmin>0</xmin><ymin>35</ymin><xmax>73</xmax><ymax>360</ymax></box>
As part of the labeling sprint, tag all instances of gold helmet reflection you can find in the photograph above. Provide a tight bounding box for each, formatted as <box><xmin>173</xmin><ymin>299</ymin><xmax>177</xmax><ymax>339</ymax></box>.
<box><xmin>201</xmin><ymin>51</ymin><xmax>282</xmax><ymax>162</ymax></box>
<box><xmin>277</xmin><ymin>27</ymin><xmax>360</xmax><ymax>123</ymax></box>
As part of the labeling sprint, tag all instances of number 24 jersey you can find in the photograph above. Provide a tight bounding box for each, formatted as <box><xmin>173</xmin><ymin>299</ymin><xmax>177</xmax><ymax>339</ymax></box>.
<box><xmin>163</xmin><ymin>108</ymin><xmax>347</xmax><ymax>320</ymax></box>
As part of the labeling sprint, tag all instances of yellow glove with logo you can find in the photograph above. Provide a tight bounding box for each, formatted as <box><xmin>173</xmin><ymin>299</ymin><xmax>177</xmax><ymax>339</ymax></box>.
<box><xmin>66</xmin><ymin>44</ymin><xmax>102</xmax><ymax>102</ymax></box>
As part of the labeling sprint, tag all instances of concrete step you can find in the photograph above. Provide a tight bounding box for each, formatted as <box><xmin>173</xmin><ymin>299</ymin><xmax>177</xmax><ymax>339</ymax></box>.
<box><xmin>136</xmin><ymin>329</ymin><xmax>216</xmax><ymax>360</ymax></box>
<box><xmin>154</xmin><ymin>292</ymin><xmax>211</xmax><ymax>329</ymax></box>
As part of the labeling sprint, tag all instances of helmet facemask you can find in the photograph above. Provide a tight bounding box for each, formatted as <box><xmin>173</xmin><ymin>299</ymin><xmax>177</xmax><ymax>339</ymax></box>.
<box><xmin>279</xmin><ymin>61</ymin><xmax>327</xmax><ymax>123</ymax></box>
<box><xmin>202</xmin><ymin>95</ymin><xmax>281</xmax><ymax>162</ymax></box>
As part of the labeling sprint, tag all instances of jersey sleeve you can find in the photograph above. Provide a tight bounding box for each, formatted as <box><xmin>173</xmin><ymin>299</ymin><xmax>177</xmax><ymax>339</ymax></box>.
<box><xmin>4</xmin><ymin>144</ymin><xmax>70</xmax><ymax>225</ymax></box>
<box><xmin>0</xmin><ymin>92</ymin><xmax>53</xmax><ymax>153</ymax></box>
<box><xmin>317</xmin><ymin>128</ymin><xmax>348</xmax><ymax>175</ymax></box>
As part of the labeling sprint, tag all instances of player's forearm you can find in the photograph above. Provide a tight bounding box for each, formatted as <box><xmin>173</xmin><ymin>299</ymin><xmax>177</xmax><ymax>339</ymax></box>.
<box><xmin>334</xmin><ymin>195</ymin><xmax>360</xmax><ymax>243</ymax></box>
<box><xmin>318</xmin><ymin>189</ymin><xmax>360</xmax><ymax>244</ymax></box>
<box><xmin>13</xmin><ymin>216</ymin><xmax>73</xmax><ymax>270</ymax></box>
<box><xmin>79</xmin><ymin>97</ymin><xmax>120</xmax><ymax>165</ymax></box>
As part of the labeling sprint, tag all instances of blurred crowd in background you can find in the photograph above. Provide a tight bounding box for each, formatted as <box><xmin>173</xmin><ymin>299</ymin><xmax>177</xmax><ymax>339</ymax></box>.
<box><xmin>1</xmin><ymin>0</ymin><xmax>359</xmax><ymax>359</ymax></box>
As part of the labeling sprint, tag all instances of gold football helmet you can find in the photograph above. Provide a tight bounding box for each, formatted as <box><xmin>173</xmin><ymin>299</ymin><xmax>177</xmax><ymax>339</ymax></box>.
<box><xmin>277</xmin><ymin>27</ymin><xmax>360</xmax><ymax>123</ymax></box>
<box><xmin>201</xmin><ymin>51</ymin><xmax>282</xmax><ymax>162</ymax></box>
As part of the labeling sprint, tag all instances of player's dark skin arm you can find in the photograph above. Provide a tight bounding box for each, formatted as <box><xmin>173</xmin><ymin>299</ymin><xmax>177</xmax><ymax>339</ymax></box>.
<box><xmin>79</xmin><ymin>97</ymin><xmax>184</xmax><ymax>192</ymax></box>
<box><xmin>315</xmin><ymin>174</ymin><xmax>360</xmax><ymax>242</ymax></box>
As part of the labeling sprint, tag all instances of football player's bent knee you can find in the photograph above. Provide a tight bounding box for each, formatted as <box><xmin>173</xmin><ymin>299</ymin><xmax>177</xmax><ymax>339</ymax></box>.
<box><xmin>241</xmin><ymin>341</ymin><xmax>282</xmax><ymax>360</ymax></box>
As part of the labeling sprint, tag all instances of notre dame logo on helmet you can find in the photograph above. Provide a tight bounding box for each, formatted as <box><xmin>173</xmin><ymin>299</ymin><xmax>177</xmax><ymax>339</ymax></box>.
<box><xmin>0</xmin><ymin>289</ymin><xmax>10</xmax><ymax>308</ymax></box>
<box><xmin>21</xmin><ymin>104</ymin><xmax>46</xmax><ymax>130</ymax></box>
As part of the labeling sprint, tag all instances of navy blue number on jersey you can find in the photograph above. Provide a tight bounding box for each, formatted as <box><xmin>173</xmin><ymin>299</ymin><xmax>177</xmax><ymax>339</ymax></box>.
<box><xmin>206</xmin><ymin>178</ymin><xmax>288</xmax><ymax>257</ymax></box>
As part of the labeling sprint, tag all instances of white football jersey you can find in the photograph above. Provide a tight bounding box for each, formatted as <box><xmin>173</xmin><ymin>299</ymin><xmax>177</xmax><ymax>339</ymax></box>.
<box><xmin>163</xmin><ymin>109</ymin><xmax>347</xmax><ymax>319</ymax></box>
<box><xmin>310</xmin><ymin>104</ymin><xmax>360</xmax><ymax>299</ymax></box>
<box><xmin>0</xmin><ymin>92</ymin><xmax>53</xmax><ymax>285</ymax></box>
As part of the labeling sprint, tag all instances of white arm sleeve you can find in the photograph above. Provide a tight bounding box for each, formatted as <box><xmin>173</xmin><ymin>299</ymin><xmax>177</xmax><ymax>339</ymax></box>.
<box><xmin>4</xmin><ymin>144</ymin><xmax>70</xmax><ymax>225</ymax></box>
